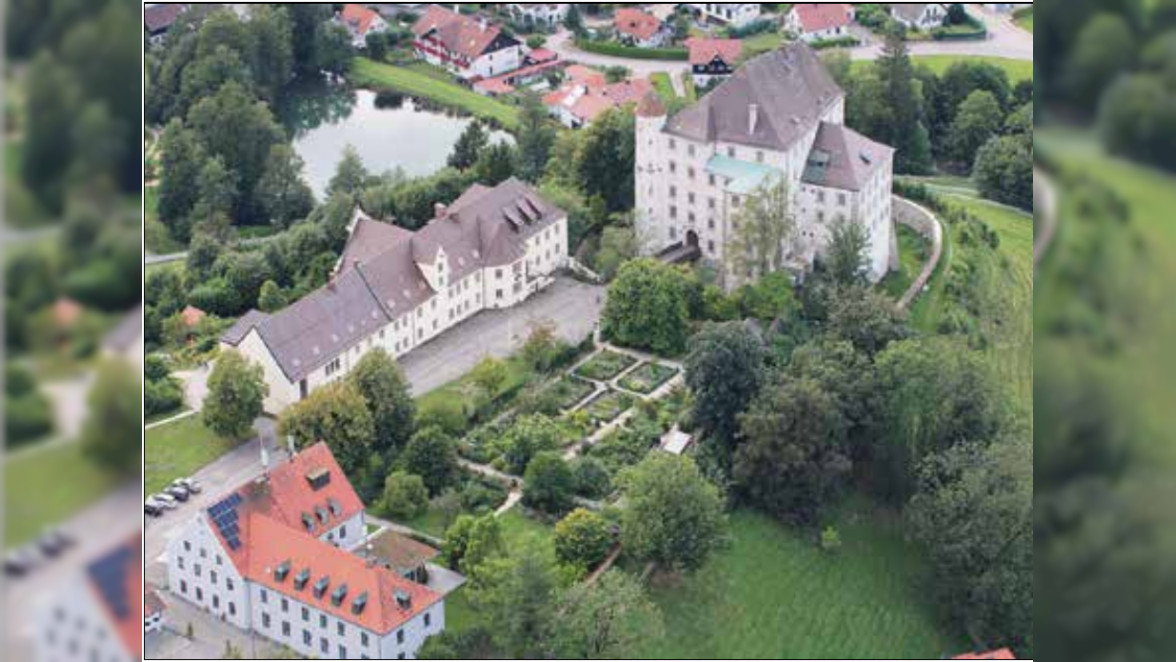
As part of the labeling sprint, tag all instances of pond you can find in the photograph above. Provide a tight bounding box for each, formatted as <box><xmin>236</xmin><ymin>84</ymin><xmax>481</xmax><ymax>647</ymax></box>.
<box><xmin>280</xmin><ymin>80</ymin><xmax>511</xmax><ymax>200</ymax></box>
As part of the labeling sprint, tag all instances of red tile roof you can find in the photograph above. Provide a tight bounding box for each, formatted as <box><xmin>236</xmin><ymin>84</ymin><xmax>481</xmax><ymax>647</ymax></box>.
<box><xmin>792</xmin><ymin>3</ymin><xmax>854</xmax><ymax>33</ymax></box>
<box><xmin>614</xmin><ymin>8</ymin><xmax>663</xmax><ymax>41</ymax></box>
<box><xmin>565</xmin><ymin>64</ymin><xmax>607</xmax><ymax>87</ymax></box>
<box><xmin>413</xmin><ymin>4</ymin><xmax>510</xmax><ymax>60</ymax></box>
<box><xmin>245</xmin><ymin>514</ymin><xmax>443</xmax><ymax>634</ymax></box>
<box><xmin>204</xmin><ymin>442</ymin><xmax>441</xmax><ymax>633</ymax></box>
<box><xmin>181</xmin><ymin>304</ymin><xmax>206</xmax><ymax>327</ymax></box>
<box><xmin>528</xmin><ymin>47</ymin><xmax>557</xmax><ymax>63</ymax></box>
<box><xmin>544</xmin><ymin>74</ymin><xmax>654</xmax><ymax>124</ymax></box>
<box><xmin>953</xmin><ymin>650</ymin><xmax>1017</xmax><ymax>660</ymax></box>
<box><xmin>636</xmin><ymin>90</ymin><xmax>668</xmax><ymax>117</ymax></box>
<box><xmin>341</xmin><ymin>4</ymin><xmax>382</xmax><ymax>37</ymax></box>
<box><xmin>144</xmin><ymin>3</ymin><xmax>185</xmax><ymax>33</ymax></box>
<box><xmin>85</xmin><ymin>535</ymin><xmax>142</xmax><ymax>658</ymax></box>
<box><xmin>685</xmin><ymin>37</ymin><xmax>744</xmax><ymax>66</ymax></box>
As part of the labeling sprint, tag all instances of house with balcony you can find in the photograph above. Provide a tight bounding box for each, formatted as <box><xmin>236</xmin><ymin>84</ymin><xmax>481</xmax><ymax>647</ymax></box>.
<box><xmin>411</xmin><ymin>4</ymin><xmax>523</xmax><ymax>79</ymax></box>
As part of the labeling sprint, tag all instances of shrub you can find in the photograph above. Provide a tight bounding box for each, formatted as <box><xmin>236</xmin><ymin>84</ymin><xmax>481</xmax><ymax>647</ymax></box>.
<box><xmin>571</xmin><ymin>457</ymin><xmax>612</xmax><ymax>499</ymax></box>
<box><xmin>5</xmin><ymin>392</ymin><xmax>53</xmax><ymax>445</ymax></box>
<box><xmin>574</xmin><ymin>38</ymin><xmax>688</xmax><ymax>60</ymax></box>
<box><xmin>144</xmin><ymin>355</ymin><xmax>171</xmax><ymax>383</ymax></box>
<box><xmin>145</xmin><ymin>377</ymin><xmax>185</xmax><ymax>418</ymax></box>
<box><xmin>554</xmin><ymin>508</ymin><xmax>613</xmax><ymax>571</ymax></box>
<box><xmin>811</xmin><ymin>36</ymin><xmax>861</xmax><ymax>50</ymax></box>
<box><xmin>523</xmin><ymin>452</ymin><xmax>576</xmax><ymax>514</ymax></box>
<box><xmin>820</xmin><ymin>525</ymin><xmax>842</xmax><ymax>554</ymax></box>
<box><xmin>526</xmin><ymin>34</ymin><xmax>547</xmax><ymax>49</ymax></box>
<box><xmin>382</xmin><ymin>471</ymin><xmax>429</xmax><ymax>519</ymax></box>
<box><xmin>417</xmin><ymin>398</ymin><xmax>469</xmax><ymax>436</ymax></box>
<box><xmin>5</xmin><ymin>363</ymin><xmax>35</xmax><ymax>398</ymax></box>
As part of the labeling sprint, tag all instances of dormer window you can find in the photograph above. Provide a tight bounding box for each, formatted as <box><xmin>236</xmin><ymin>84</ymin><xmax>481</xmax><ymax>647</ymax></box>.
<box><xmin>274</xmin><ymin>561</ymin><xmax>292</xmax><ymax>582</ymax></box>
<box><xmin>351</xmin><ymin>592</ymin><xmax>369</xmax><ymax>615</ymax></box>
<box><xmin>316</xmin><ymin>505</ymin><xmax>329</xmax><ymax>524</ymax></box>
<box><xmin>313</xmin><ymin>576</ymin><xmax>330</xmax><ymax>599</ymax></box>
<box><xmin>328</xmin><ymin>497</ymin><xmax>342</xmax><ymax>517</ymax></box>
<box><xmin>301</xmin><ymin>513</ymin><xmax>316</xmax><ymax>532</ymax></box>
<box><xmin>331</xmin><ymin>584</ymin><xmax>349</xmax><ymax>607</ymax></box>
<box><xmin>293</xmin><ymin>568</ymin><xmax>311</xmax><ymax>591</ymax></box>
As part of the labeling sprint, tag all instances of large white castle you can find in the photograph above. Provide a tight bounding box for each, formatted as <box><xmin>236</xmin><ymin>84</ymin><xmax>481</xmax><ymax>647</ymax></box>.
<box><xmin>635</xmin><ymin>43</ymin><xmax>897</xmax><ymax>289</ymax></box>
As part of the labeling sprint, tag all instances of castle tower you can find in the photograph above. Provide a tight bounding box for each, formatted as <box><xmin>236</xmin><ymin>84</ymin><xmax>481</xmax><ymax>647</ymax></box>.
<box><xmin>635</xmin><ymin>91</ymin><xmax>668</xmax><ymax>255</ymax></box>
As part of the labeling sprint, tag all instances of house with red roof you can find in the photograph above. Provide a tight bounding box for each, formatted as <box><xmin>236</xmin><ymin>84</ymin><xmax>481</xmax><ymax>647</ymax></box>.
<box><xmin>337</xmin><ymin>4</ymin><xmax>390</xmax><ymax>49</ymax></box>
<box><xmin>412</xmin><ymin>5</ymin><xmax>523</xmax><ymax>79</ymax></box>
<box><xmin>36</xmin><ymin>535</ymin><xmax>145</xmax><ymax>662</ymax></box>
<box><xmin>166</xmin><ymin>442</ymin><xmax>448</xmax><ymax>659</ymax></box>
<box><xmin>786</xmin><ymin>4</ymin><xmax>856</xmax><ymax>43</ymax></box>
<box><xmin>614</xmin><ymin>8</ymin><xmax>671</xmax><ymax>48</ymax></box>
<box><xmin>685</xmin><ymin>37</ymin><xmax>743</xmax><ymax>86</ymax></box>
<box><xmin>144</xmin><ymin>3</ymin><xmax>188</xmax><ymax>45</ymax></box>
<box><xmin>543</xmin><ymin>67</ymin><xmax>654</xmax><ymax>128</ymax></box>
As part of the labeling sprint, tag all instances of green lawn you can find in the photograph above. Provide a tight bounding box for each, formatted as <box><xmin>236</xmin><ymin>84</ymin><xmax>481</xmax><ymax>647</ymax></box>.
<box><xmin>4</xmin><ymin>443</ymin><xmax>123</xmax><ymax>548</ymax></box>
<box><xmin>1013</xmin><ymin>7</ymin><xmax>1033</xmax><ymax>33</ymax></box>
<box><xmin>906</xmin><ymin>193</ymin><xmax>1034</xmax><ymax>411</ymax></box>
<box><xmin>650</xmin><ymin>72</ymin><xmax>677</xmax><ymax>105</ymax></box>
<box><xmin>880</xmin><ymin>224</ymin><xmax>931</xmax><ymax>299</ymax></box>
<box><xmin>1036</xmin><ymin>128</ymin><xmax>1176</xmax><ymax>459</ymax></box>
<box><xmin>349</xmin><ymin>58</ymin><xmax>521</xmax><ymax>130</ymax></box>
<box><xmin>741</xmin><ymin>30</ymin><xmax>785</xmax><ymax>59</ymax></box>
<box><xmin>400</xmin><ymin>505</ymin><xmax>456</xmax><ymax>539</ymax></box>
<box><xmin>497</xmin><ymin>508</ymin><xmax>554</xmax><ymax>553</ymax></box>
<box><xmin>637</xmin><ymin>506</ymin><xmax>963</xmax><ymax>659</ymax></box>
<box><xmin>416</xmin><ymin>354</ymin><xmax>534</xmax><ymax>428</ymax></box>
<box><xmin>854</xmin><ymin>55</ymin><xmax>1033</xmax><ymax>83</ymax></box>
<box><xmin>144</xmin><ymin>415</ymin><xmax>246</xmax><ymax>494</ymax></box>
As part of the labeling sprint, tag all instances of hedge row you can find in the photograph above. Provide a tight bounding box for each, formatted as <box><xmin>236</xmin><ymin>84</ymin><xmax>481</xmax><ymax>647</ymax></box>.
<box><xmin>575</xmin><ymin>38</ymin><xmax>689</xmax><ymax>61</ymax></box>
<box><xmin>932</xmin><ymin>17</ymin><xmax>988</xmax><ymax>41</ymax></box>
<box><xmin>811</xmin><ymin>36</ymin><xmax>861</xmax><ymax>50</ymax></box>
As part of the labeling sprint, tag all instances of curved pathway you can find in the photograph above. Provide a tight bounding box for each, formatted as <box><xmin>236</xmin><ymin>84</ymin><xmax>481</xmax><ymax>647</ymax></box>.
<box><xmin>895</xmin><ymin>196</ymin><xmax>945</xmax><ymax>311</ymax></box>
<box><xmin>1033</xmin><ymin>167</ymin><xmax>1058</xmax><ymax>269</ymax></box>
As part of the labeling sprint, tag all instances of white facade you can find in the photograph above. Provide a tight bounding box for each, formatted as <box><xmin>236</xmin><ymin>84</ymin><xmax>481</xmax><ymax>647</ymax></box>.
<box><xmin>167</xmin><ymin>517</ymin><xmax>252</xmax><ymax>629</ymax></box>
<box><xmin>636</xmin><ymin>59</ymin><xmax>895</xmax><ymax>289</ymax></box>
<box><xmin>891</xmin><ymin>4</ymin><xmax>947</xmax><ymax>31</ymax></box>
<box><xmin>508</xmin><ymin>3</ymin><xmax>568</xmax><ymax>28</ymax></box>
<box><xmin>248</xmin><ymin>584</ymin><xmax>444</xmax><ymax>660</ymax></box>
<box><xmin>785</xmin><ymin>8</ymin><xmax>854</xmax><ymax>43</ymax></box>
<box><xmin>36</xmin><ymin>583</ymin><xmax>135</xmax><ymax>662</ymax></box>
<box><xmin>228</xmin><ymin>212</ymin><xmax>568</xmax><ymax>414</ymax></box>
<box><xmin>687</xmin><ymin>3</ymin><xmax>763</xmax><ymax>28</ymax></box>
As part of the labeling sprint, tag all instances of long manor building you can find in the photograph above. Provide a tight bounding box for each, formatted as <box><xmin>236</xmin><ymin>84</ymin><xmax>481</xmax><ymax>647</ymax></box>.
<box><xmin>222</xmin><ymin>178</ymin><xmax>568</xmax><ymax>413</ymax></box>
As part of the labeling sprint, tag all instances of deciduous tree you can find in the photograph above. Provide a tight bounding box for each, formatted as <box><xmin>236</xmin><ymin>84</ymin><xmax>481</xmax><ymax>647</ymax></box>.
<box><xmin>618</xmin><ymin>453</ymin><xmax>726</xmax><ymax>571</ymax></box>
<box><xmin>349</xmin><ymin>349</ymin><xmax>416</xmax><ymax>456</ymax></box>
<box><xmin>524</xmin><ymin>452</ymin><xmax>576</xmax><ymax>514</ymax></box>
<box><xmin>554</xmin><ymin>508</ymin><xmax>612</xmax><ymax>571</ymax></box>
<box><xmin>203</xmin><ymin>350</ymin><xmax>266</xmax><ymax>441</ymax></box>
<box><xmin>601</xmin><ymin>259</ymin><xmax>693</xmax><ymax>355</ymax></box>
<box><xmin>402</xmin><ymin>426</ymin><xmax>460</xmax><ymax>496</ymax></box>
<box><xmin>550</xmin><ymin>570</ymin><xmax>663</xmax><ymax>659</ymax></box>
<box><xmin>382</xmin><ymin>471</ymin><xmax>429</xmax><ymax>519</ymax></box>
<box><xmin>684</xmin><ymin>321</ymin><xmax>766</xmax><ymax>460</ymax></box>
<box><xmin>279</xmin><ymin>381</ymin><xmax>375</xmax><ymax>477</ymax></box>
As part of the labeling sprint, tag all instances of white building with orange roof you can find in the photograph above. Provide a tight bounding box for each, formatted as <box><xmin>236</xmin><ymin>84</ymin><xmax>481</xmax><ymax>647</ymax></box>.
<box><xmin>337</xmin><ymin>4</ymin><xmax>390</xmax><ymax>48</ymax></box>
<box><xmin>543</xmin><ymin>65</ymin><xmax>654</xmax><ymax>128</ymax></box>
<box><xmin>36</xmin><ymin>535</ymin><xmax>144</xmax><ymax>662</ymax></box>
<box><xmin>166</xmin><ymin>442</ymin><xmax>446</xmax><ymax>659</ymax></box>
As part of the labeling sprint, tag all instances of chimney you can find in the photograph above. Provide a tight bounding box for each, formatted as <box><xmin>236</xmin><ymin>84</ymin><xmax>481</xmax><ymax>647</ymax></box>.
<box><xmin>749</xmin><ymin>104</ymin><xmax>759</xmax><ymax>134</ymax></box>
<box><xmin>480</xmin><ymin>17</ymin><xmax>488</xmax><ymax>32</ymax></box>
<box><xmin>435</xmin><ymin>202</ymin><xmax>448</xmax><ymax>218</ymax></box>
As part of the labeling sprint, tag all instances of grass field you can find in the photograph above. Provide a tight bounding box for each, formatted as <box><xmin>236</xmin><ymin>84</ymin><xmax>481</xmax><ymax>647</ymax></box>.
<box><xmin>650</xmin><ymin>72</ymin><xmax>677</xmax><ymax>105</ymax></box>
<box><xmin>880</xmin><ymin>224</ymin><xmax>931</xmax><ymax>299</ymax></box>
<box><xmin>638</xmin><ymin>505</ymin><xmax>962</xmax><ymax>659</ymax></box>
<box><xmin>854</xmin><ymin>55</ymin><xmax>1033</xmax><ymax>83</ymax></box>
<box><xmin>905</xmin><ymin>191</ymin><xmax>1034</xmax><ymax>411</ymax></box>
<box><xmin>1013</xmin><ymin>7</ymin><xmax>1033</xmax><ymax>33</ymax></box>
<box><xmin>1036</xmin><ymin>128</ymin><xmax>1176</xmax><ymax>458</ymax></box>
<box><xmin>349</xmin><ymin>58</ymin><xmax>521</xmax><ymax>130</ymax></box>
<box><xmin>144</xmin><ymin>415</ymin><xmax>246</xmax><ymax>494</ymax></box>
<box><xmin>741</xmin><ymin>30</ymin><xmax>785</xmax><ymax>59</ymax></box>
<box><xmin>4</xmin><ymin>443</ymin><xmax>122</xmax><ymax>548</ymax></box>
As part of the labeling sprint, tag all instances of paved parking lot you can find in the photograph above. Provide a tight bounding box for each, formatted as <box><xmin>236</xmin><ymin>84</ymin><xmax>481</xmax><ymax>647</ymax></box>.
<box><xmin>400</xmin><ymin>276</ymin><xmax>605</xmax><ymax>395</ymax></box>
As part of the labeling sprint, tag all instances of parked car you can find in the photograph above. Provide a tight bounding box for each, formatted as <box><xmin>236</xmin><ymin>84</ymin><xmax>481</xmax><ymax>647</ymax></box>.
<box><xmin>150</xmin><ymin>494</ymin><xmax>179</xmax><ymax>510</ymax></box>
<box><xmin>145</xmin><ymin>502</ymin><xmax>164</xmax><ymax>518</ymax></box>
<box><xmin>38</xmin><ymin>528</ymin><xmax>73</xmax><ymax>557</ymax></box>
<box><xmin>164</xmin><ymin>485</ymin><xmax>190</xmax><ymax>502</ymax></box>
<box><xmin>3</xmin><ymin>548</ymin><xmax>39</xmax><ymax>577</ymax></box>
<box><xmin>177</xmin><ymin>478</ymin><xmax>202</xmax><ymax>494</ymax></box>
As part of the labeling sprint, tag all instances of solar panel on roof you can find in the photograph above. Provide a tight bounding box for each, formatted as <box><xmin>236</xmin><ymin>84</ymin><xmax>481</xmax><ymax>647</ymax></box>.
<box><xmin>87</xmin><ymin>545</ymin><xmax>134</xmax><ymax>620</ymax></box>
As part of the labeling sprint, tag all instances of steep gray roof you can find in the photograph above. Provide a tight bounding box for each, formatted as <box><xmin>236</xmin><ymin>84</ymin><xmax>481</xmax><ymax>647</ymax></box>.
<box><xmin>664</xmin><ymin>43</ymin><xmax>843</xmax><ymax>151</ymax></box>
<box><xmin>223</xmin><ymin>179</ymin><xmax>564</xmax><ymax>382</ymax></box>
<box><xmin>801</xmin><ymin>122</ymin><xmax>894</xmax><ymax>191</ymax></box>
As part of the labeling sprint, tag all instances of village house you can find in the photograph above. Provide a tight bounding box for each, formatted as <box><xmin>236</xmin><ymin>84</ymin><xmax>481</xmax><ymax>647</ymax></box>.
<box><xmin>506</xmin><ymin>3</ymin><xmax>568</xmax><ymax>30</ymax></box>
<box><xmin>786</xmin><ymin>4</ymin><xmax>856</xmax><ymax>43</ymax></box>
<box><xmin>411</xmin><ymin>4</ymin><xmax>523</xmax><ymax>79</ymax></box>
<box><xmin>543</xmin><ymin>65</ymin><xmax>654</xmax><ymax>128</ymax></box>
<box><xmin>35</xmin><ymin>535</ymin><xmax>144</xmax><ymax>662</ymax></box>
<box><xmin>337</xmin><ymin>3</ymin><xmax>390</xmax><ymax>49</ymax></box>
<box><xmin>635</xmin><ymin>44</ymin><xmax>897</xmax><ymax>290</ymax></box>
<box><xmin>684</xmin><ymin>37</ymin><xmax>743</xmax><ymax>87</ymax></box>
<box><xmin>684</xmin><ymin>3</ymin><xmax>763</xmax><ymax>28</ymax></box>
<box><xmin>221</xmin><ymin>178</ymin><xmax>568</xmax><ymax>413</ymax></box>
<box><xmin>166</xmin><ymin>443</ymin><xmax>446</xmax><ymax>660</ymax></box>
<box><xmin>889</xmin><ymin>3</ymin><xmax>948</xmax><ymax>31</ymax></box>
<box><xmin>144</xmin><ymin>3</ymin><xmax>187</xmax><ymax>45</ymax></box>
<box><xmin>614</xmin><ymin>8</ymin><xmax>671</xmax><ymax>48</ymax></box>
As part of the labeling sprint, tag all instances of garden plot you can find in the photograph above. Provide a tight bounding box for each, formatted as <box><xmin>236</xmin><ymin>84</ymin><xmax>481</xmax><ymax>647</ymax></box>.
<box><xmin>617</xmin><ymin>362</ymin><xmax>679</xmax><ymax>395</ymax></box>
<box><xmin>540</xmin><ymin>375</ymin><xmax>599</xmax><ymax>411</ymax></box>
<box><xmin>581</xmin><ymin>389</ymin><xmax>637</xmax><ymax>428</ymax></box>
<box><xmin>574</xmin><ymin>350</ymin><xmax>638</xmax><ymax>382</ymax></box>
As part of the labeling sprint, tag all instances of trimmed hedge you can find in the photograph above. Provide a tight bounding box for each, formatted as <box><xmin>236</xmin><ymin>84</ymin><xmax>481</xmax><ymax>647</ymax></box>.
<box><xmin>932</xmin><ymin>17</ymin><xmax>987</xmax><ymax>41</ymax></box>
<box><xmin>575</xmin><ymin>38</ymin><xmax>689</xmax><ymax>61</ymax></box>
<box><xmin>811</xmin><ymin>36</ymin><xmax>861</xmax><ymax>50</ymax></box>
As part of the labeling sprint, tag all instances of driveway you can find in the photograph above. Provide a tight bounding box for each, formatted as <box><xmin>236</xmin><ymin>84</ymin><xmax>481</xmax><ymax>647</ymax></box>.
<box><xmin>400</xmin><ymin>276</ymin><xmax>605</xmax><ymax>395</ymax></box>
<box><xmin>144</xmin><ymin>417</ymin><xmax>282</xmax><ymax>588</ymax></box>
